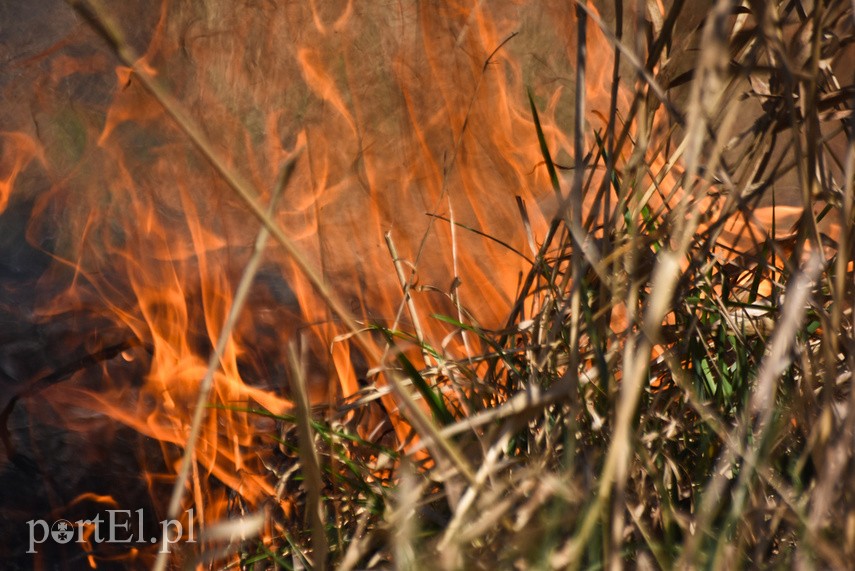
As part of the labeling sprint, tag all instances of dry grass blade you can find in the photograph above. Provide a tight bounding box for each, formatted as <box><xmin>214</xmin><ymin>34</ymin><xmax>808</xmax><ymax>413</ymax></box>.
<box><xmin>385</xmin><ymin>232</ymin><xmax>430</xmax><ymax>365</ymax></box>
<box><xmin>750</xmin><ymin>252</ymin><xmax>823</xmax><ymax>425</ymax></box>
<box><xmin>290</xmin><ymin>341</ymin><xmax>330</xmax><ymax>571</ymax></box>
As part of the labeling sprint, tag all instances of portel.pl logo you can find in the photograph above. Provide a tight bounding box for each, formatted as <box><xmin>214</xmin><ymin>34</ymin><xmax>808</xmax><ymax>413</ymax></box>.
<box><xmin>27</xmin><ymin>509</ymin><xmax>196</xmax><ymax>554</ymax></box>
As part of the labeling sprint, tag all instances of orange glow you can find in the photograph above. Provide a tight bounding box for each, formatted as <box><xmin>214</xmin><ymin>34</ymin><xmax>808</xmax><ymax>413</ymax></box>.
<box><xmin>0</xmin><ymin>132</ymin><xmax>42</xmax><ymax>213</ymax></box>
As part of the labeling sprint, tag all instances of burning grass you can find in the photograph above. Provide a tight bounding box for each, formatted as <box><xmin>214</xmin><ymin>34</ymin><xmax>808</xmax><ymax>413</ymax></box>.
<box><xmin>241</xmin><ymin>4</ymin><xmax>854</xmax><ymax>570</ymax></box>
<box><xmin>176</xmin><ymin>2</ymin><xmax>853</xmax><ymax>568</ymax></box>
<box><xmin>3</xmin><ymin>0</ymin><xmax>854</xmax><ymax>568</ymax></box>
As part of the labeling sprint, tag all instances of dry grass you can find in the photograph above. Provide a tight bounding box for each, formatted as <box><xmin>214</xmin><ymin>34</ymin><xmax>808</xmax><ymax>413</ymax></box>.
<box><xmin>71</xmin><ymin>0</ymin><xmax>855</xmax><ymax>568</ymax></box>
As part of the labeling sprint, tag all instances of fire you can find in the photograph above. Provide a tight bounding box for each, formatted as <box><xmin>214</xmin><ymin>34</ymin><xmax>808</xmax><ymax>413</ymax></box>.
<box><xmin>0</xmin><ymin>0</ymin><xmax>848</xmax><ymax>567</ymax></box>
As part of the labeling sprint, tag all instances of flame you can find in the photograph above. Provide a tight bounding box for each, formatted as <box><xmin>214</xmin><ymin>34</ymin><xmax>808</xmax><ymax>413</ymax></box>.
<box><xmin>1</xmin><ymin>0</ymin><xmax>847</xmax><ymax>566</ymax></box>
<box><xmin>0</xmin><ymin>132</ymin><xmax>42</xmax><ymax>213</ymax></box>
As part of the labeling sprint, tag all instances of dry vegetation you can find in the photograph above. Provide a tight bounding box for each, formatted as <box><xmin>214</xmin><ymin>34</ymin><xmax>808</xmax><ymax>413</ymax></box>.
<box><xmin>71</xmin><ymin>0</ymin><xmax>855</xmax><ymax>569</ymax></box>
